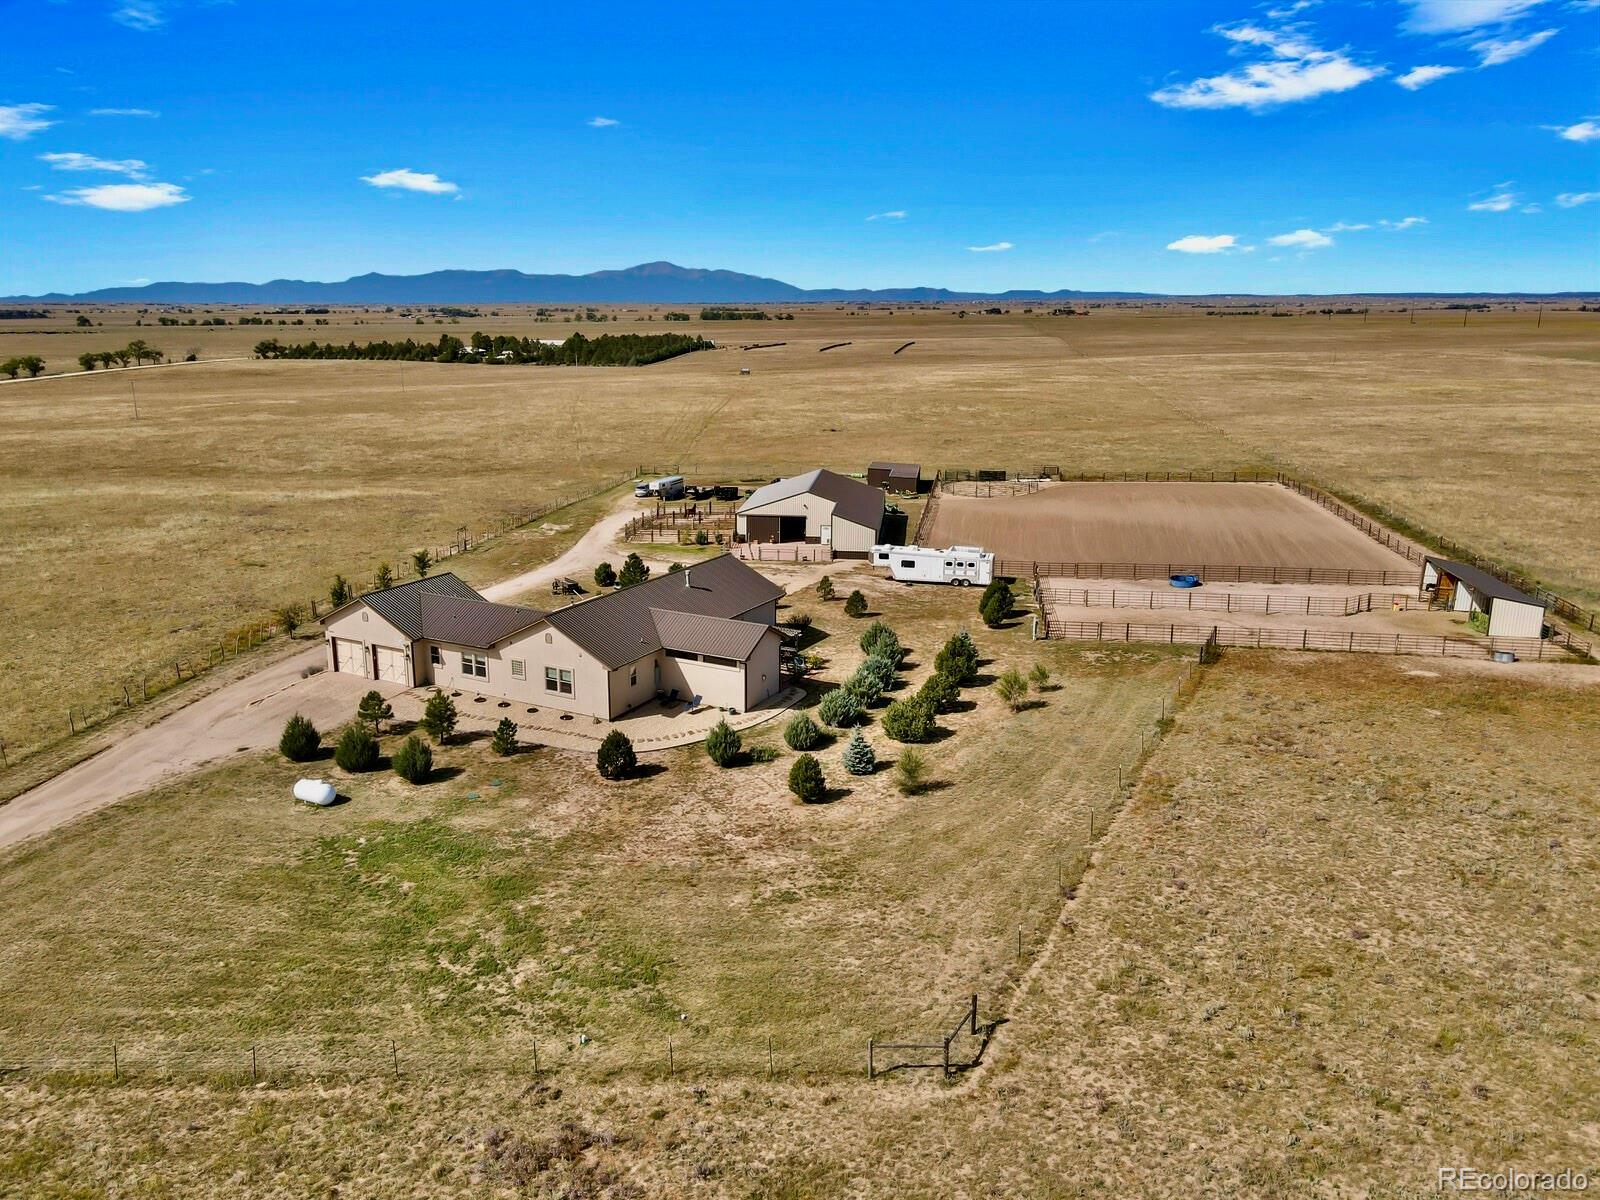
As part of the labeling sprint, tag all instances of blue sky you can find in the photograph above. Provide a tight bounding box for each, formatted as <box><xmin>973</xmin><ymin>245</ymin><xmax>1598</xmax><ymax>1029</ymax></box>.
<box><xmin>2</xmin><ymin>0</ymin><xmax>1597</xmax><ymax>294</ymax></box>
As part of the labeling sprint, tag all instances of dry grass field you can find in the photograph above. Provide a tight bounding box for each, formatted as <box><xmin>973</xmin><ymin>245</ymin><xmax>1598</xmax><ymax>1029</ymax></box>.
<box><xmin>4</xmin><ymin>650</ymin><xmax>1595</xmax><ymax>1197</ymax></box>
<box><xmin>1</xmin><ymin>303</ymin><xmax>1596</xmax><ymax>778</ymax></box>
<box><xmin>927</xmin><ymin>480</ymin><xmax>1415</xmax><ymax>569</ymax></box>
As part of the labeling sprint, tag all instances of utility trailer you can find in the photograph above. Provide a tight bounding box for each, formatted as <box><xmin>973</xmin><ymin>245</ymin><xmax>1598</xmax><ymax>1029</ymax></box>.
<box><xmin>870</xmin><ymin>544</ymin><xmax>994</xmax><ymax>587</ymax></box>
<box><xmin>634</xmin><ymin>474</ymin><xmax>686</xmax><ymax>500</ymax></box>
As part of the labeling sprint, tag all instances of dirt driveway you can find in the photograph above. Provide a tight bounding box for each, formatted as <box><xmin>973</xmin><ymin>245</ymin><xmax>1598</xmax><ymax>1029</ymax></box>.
<box><xmin>0</xmin><ymin>492</ymin><xmax>644</xmax><ymax>854</ymax></box>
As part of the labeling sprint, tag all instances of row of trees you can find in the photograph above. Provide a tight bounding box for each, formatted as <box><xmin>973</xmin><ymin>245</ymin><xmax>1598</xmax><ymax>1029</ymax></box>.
<box><xmin>1</xmin><ymin>356</ymin><xmax>45</xmax><ymax>378</ymax></box>
<box><xmin>253</xmin><ymin>330</ymin><xmax>712</xmax><ymax>367</ymax></box>
<box><xmin>74</xmin><ymin>340</ymin><xmax>167</xmax><ymax>371</ymax></box>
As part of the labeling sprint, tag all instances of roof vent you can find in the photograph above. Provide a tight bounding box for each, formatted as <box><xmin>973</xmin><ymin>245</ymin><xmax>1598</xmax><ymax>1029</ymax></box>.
<box><xmin>683</xmin><ymin>568</ymin><xmax>691</xmax><ymax>588</ymax></box>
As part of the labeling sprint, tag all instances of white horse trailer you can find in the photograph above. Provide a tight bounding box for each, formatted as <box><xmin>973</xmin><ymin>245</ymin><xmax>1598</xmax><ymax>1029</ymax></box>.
<box><xmin>870</xmin><ymin>544</ymin><xmax>994</xmax><ymax>587</ymax></box>
<box><xmin>635</xmin><ymin>474</ymin><xmax>686</xmax><ymax>500</ymax></box>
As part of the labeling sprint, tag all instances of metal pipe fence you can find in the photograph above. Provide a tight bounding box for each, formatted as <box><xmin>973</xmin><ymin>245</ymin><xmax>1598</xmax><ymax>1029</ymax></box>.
<box><xmin>1038</xmin><ymin>585</ymin><xmax>1423</xmax><ymax>617</ymax></box>
<box><xmin>1039</xmin><ymin>619</ymin><xmax>1555</xmax><ymax>660</ymax></box>
<box><xmin>1003</xmin><ymin>560</ymin><xmax>1417</xmax><ymax>587</ymax></box>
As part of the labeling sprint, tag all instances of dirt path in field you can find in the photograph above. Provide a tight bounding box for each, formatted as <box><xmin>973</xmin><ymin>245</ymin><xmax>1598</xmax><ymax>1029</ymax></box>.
<box><xmin>0</xmin><ymin>493</ymin><xmax>644</xmax><ymax>854</ymax></box>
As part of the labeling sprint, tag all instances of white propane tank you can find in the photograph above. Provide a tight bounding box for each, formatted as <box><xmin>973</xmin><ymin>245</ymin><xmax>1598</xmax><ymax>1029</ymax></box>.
<box><xmin>293</xmin><ymin>778</ymin><xmax>337</xmax><ymax>807</ymax></box>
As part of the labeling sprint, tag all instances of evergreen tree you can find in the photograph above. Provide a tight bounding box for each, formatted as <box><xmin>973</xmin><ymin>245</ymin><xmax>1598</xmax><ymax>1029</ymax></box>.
<box><xmin>618</xmin><ymin>552</ymin><xmax>650</xmax><ymax>588</ymax></box>
<box><xmin>411</xmin><ymin>549</ymin><xmax>432</xmax><ymax>578</ymax></box>
<box><xmin>704</xmin><ymin>719</ymin><xmax>741</xmax><ymax>767</ymax></box>
<box><xmin>490</xmin><ymin>717</ymin><xmax>518</xmax><ymax>756</ymax></box>
<box><xmin>841</xmin><ymin>728</ymin><xmax>876</xmax><ymax>776</ymax></box>
<box><xmin>357</xmin><ymin>689</ymin><xmax>394</xmax><ymax>734</ymax></box>
<box><xmin>816</xmin><ymin>575</ymin><xmax>835</xmax><ymax>601</ymax></box>
<box><xmin>895</xmin><ymin>747</ymin><xmax>928</xmax><ymax>795</ymax></box>
<box><xmin>374</xmin><ymin>562</ymin><xmax>395</xmax><ymax>591</ymax></box>
<box><xmin>1028</xmin><ymin>662</ymin><xmax>1051</xmax><ymax>690</ymax></box>
<box><xmin>597</xmin><ymin>730</ymin><xmax>636</xmax><ymax>780</ymax></box>
<box><xmin>935</xmin><ymin>630</ymin><xmax>979</xmax><ymax>684</ymax></box>
<box><xmin>788</xmin><ymin>754</ymin><xmax>826</xmax><ymax>803</ymax></box>
<box><xmin>334</xmin><ymin>724</ymin><xmax>379</xmax><ymax>772</ymax></box>
<box><xmin>329</xmin><ymin>574</ymin><xmax>354</xmax><ymax>607</ymax></box>
<box><xmin>278</xmin><ymin>713</ymin><xmax>321</xmax><ymax>762</ymax></box>
<box><xmin>420</xmin><ymin>692</ymin><xmax>457</xmax><ymax>743</ymax></box>
<box><xmin>843</xmin><ymin>590</ymin><xmax>867</xmax><ymax>618</ymax></box>
<box><xmin>880</xmin><ymin>696</ymin><xmax>935</xmax><ymax>743</ymax></box>
<box><xmin>918</xmin><ymin>670</ymin><xmax>960</xmax><ymax>714</ymax></box>
<box><xmin>594</xmin><ymin>561</ymin><xmax>617</xmax><ymax>588</ymax></box>
<box><xmin>817</xmin><ymin>686</ymin><xmax>862</xmax><ymax>728</ymax></box>
<box><xmin>392</xmin><ymin>735</ymin><xmax>433</xmax><ymax>783</ymax></box>
<box><xmin>858</xmin><ymin>620</ymin><xmax>901</xmax><ymax>662</ymax></box>
<box><xmin>995</xmin><ymin>668</ymin><xmax>1029</xmax><ymax>712</ymax></box>
<box><xmin>784</xmin><ymin>711</ymin><xmax>821</xmax><ymax>750</ymax></box>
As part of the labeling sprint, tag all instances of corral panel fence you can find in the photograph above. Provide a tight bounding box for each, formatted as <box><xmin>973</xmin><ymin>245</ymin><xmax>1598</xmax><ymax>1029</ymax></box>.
<box><xmin>1040</xmin><ymin>585</ymin><xmax>1424</xmax><ymax>617</ymax></box>
<box><xmin>732</xmin><ymin>543</ymin><xmax>833</xmax><ymax>564</ymax></box>
<box><xmin>869</xmin><ymin>995</ymin><xmax>985</xmax><ymax>1079</ymax></box>
<box><xmin>1003</xmin><ymin>560</ymin><xmax>1417</xmax><ymax>588</ymax></box>
<box><xmin>1040</xmin><ymin>619</ymin><xmax>1555</xmax><ymax>661</ymax></box>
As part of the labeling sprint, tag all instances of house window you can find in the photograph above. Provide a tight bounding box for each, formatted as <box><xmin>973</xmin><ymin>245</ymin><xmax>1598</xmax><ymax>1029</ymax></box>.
<box><xmin>430</xmin><ymin>646</ymin><xmax>443</xmax><ymax>667</ymax></box>
<box><xmin>510</xmin><ymin>659</ymin><xmax>525</xmax><ymax>679</ymax></box>
<box><xmin>666</xmin><ymin>648</ymin><xmax>697</xmax><ymax>660</ymax></box>
<box><xmin>630</xmin><ymin>666</ymin><xmax>638</xmax><ymax>687</ymax></box>
<box><xmin>545</xmin><ymin>667</ymin><xmax>573</xmax><ymax>695</ymax></box>
<box><xmin>704</xmin><ymin>654</ymin><xmax>738</xmax><ymax>668</ymax></box>
<box><xmin>461</xmin><ymin>652</ymin><xmax>488</xmax><ymax>678</ymax></box>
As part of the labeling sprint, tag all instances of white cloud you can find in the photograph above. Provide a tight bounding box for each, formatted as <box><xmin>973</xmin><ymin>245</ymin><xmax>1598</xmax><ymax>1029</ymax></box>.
<box><xmin>45</xmin><ymin>181</ymin><xmax>189</xmax><ymax>211</ymax></box>
<box><xmin>0</xmin><ymin>103</ymin><xmax>55</xmax><ymax>141</ymax></box>
<box><xmin>90</xmin><ymin>107</ymin><xmax>159</xmax><ymax>118</ymax></box>
<box><xmin>587</xmin><ymin>116</ymin><xmax>619</xmax><ymax>127</ymax></box>
<box><xmin>967</xmin><ymin>241</ymin><xmax>1013</xmax><ymax>253</ymax></box>
<box><xmin>1150</xmin><ymin>22</ymin><xmax>1382</xmax><ymax>111</ymax></box>
<box><xmin>360</xmin><ymin>168</ymin><xmax>458</xmax><ymax>195</ymax></box>
<box><xmin>1269</xmin><ymin>228</ymin><xmax>1334</xmax><ymax>248</ymax></box>
<box><xmin>1325</xmin><ymin>221</ymin><xmax>1371</xmax><ymax>231</ymax></box>
<box><xmin>1401</xmin><ymin>0</ymin><xmax>1547</xmax><ymax>33</ymax></box>
<box><xmin>866</xmin><ymin>210</ymin><xmax>907</xmax><ymax>221</ymax></box>
<box><xmin>1522</xmin><ymin>202</ymin><xmax>1543</xmax><ymax>213</ymax></box>
<box><xmin>1549</xmin><ymin>119</ymin><xmax>1600</xmax><ymax>143</ymax></box>
<box><xmin>1472</xmin><ymin>27</ymin><xmax>1558</xmax><ymax>65</ymax></box>
<box><xmin>1396</xmin><ymin>64</ymin><xmax>1462</xmax><ymax>89</ymax></box>
<box><xmin>1468</xmin><ymin>186</ymin><xmax>1518</xmax><ymax>212</ymax></box>
<box><xmin>1380</xmin><ymin>215</ymin><xmax>1428</xmax><ymax>230</ymax></box>
<box><xmin>1166</xmin><ymin>234</ymin><xmax>1240</xmax><ymax>254</ymax></box>
<box><xmin>1556</xmin><ymin>191</ymin><xmax>1599</xmax><ymax>207</ymax></box>
<box><xmin>39</xmin><ymin>151</ymin><xmax>150</xmax><ymax>178</ymax></box>
<box><xmin>112</xmin><ymin>3</ymin><xmax>165</xmax><ymax>30</ymax></box>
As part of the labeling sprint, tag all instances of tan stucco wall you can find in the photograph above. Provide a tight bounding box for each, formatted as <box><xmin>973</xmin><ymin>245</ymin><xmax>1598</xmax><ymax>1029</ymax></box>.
<box><xmin>744</xmin><ymin>630</ymin><xmax>782</xmax><ymax>710</ymax></box>
<box><xmin>420</xmin><ymin>624</ymin><xmax>613</xmax><ymax>718</ymax></box>
<box><xmin>658</xmin><ymin>653</ymin><xmax>747</xmax><ymax>710</ymax></box>
<box><xmin>323</xmin><ymin>605</ymin><xmax>412</xmax><ymax>680</ymax></box>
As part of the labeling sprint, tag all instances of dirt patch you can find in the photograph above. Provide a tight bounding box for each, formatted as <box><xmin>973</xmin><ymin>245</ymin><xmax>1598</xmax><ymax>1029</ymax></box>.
<box><xmin>927</xmin><ymin>481</ymin><xmax>1416</xmax><ymax>571</ymax></box>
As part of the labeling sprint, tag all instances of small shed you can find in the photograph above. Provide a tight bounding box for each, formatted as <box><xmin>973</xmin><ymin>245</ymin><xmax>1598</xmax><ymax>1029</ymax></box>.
<box><xmin>866</xmin><ymin>461</ymin><xmax>921</xmax><ymax>494</ymax></box>
<box><xmin>1421</xmin><ymin>557</ymin><xmax>1547</xmax><ymax>639</ymax></box>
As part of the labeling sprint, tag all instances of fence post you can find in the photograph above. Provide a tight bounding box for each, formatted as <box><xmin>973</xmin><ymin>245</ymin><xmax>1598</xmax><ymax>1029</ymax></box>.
<box><xmin>668</xmin><ymin>1038</ymin><xmax>674</xmax><ymax>1078</ymax></box>
<box><xmin>251</xmin><ymin>1045</ymin><xmax>258</xmax><ymax>1082</ymax></box>
<box><xmin>112</xmin><ymin>1041</ymin><xmax>119</xmax><ymax>1081</ymax></box>
<box><xmin>768</xmin><ymin>1036</ymin><xmax>774</xmax><ymax>1079</ymax></box>
<box><xmin>868</xmin><ymin>1037</ymin><xmax>875</xmax><ymax>1080</ymax></box>
<box><xmin>391</xmin><ymin>1040</ymin><xmax>399</xmax><ymax>1079</ymax></box>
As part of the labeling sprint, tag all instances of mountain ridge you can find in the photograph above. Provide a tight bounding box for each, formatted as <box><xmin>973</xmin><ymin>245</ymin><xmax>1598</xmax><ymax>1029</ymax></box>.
<box><xmin>5</xmin><ymin>261</ymin><xmax>1591</xmax><ymax>304</ymax></box>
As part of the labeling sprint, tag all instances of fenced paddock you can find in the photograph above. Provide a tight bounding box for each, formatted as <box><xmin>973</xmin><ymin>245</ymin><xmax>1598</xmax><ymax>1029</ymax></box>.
<box><xmin>927</xmin><ymin>481</ymin><xmax>1415</xmax><ymax>573</ymax></box>
<box><xmin>1039</xmin><ymin>584</ymin><xmax>1424</xmax><ymax>617</ymax></box>
<box><xmin>1006</xmin><ymin>560</ymin><xmax>1416</xmax><ymax>587</ymax></box>
<box><xmin>732</xmin><ymin>542</ymin><xmax>833</xmax><ymax>563</ymax></box>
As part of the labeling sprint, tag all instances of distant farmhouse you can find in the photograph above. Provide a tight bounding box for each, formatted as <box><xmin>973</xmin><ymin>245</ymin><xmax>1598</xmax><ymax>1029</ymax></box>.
<box><xmin>323</xmin><ymin>555</ymin><xmax>786</xmax><ymax>717</ymax></box>
<box><xmin>734</xmin><ymin>468</ymin><xmax>886</xmax><ymax>558</ymax></box>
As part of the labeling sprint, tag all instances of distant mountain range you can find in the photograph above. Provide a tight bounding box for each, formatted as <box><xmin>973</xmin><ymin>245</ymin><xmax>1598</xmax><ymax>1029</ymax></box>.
<box><xmin>5</xmin><ymin>262</ymin><xmax>1593</xmax><ymax>305</ymax></box>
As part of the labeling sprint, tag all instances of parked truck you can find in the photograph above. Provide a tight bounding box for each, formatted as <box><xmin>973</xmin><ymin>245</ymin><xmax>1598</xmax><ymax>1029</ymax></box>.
<box><xmin>870</xmin><ymin>544</ymin><xmax>995</xmax><ymax>587</ymax></box>
<box><xmin>635</xmin><ymin>474</ymin><xmax>686</xmax><ymax>500</ymax></box>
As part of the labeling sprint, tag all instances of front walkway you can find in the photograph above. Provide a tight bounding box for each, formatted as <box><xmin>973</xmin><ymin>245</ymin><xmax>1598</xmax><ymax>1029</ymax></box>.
<box><xmin>390</xmin><ymin>684</ymin><xmax>805</xmax><ymax>754</ymax></box>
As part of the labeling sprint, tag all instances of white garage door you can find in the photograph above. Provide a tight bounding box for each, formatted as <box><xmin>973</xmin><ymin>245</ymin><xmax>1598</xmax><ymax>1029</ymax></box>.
<box><xmin>373</xmin><ymin>645</ymin><xmax>409</xmax><ymax>683</ymax></box>
<box><xmin>332</xmin><ymin>638</ymin><xmax>368</xmax><ymax>677</ymax></box>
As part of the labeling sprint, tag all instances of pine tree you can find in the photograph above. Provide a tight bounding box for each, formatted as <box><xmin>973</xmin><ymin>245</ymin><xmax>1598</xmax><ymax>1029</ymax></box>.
<box><xmin>490</xmin><ymin>717</ymin><xmax>518</xmax><ymax>756</ymax></box>
<box><xmin>597</xmin><ymin>730</ymin><xmax>636</xmax><ymax>780</ymax></box>
<box><xmin>334</xmin><ymin>724</ymin><xmax>379</xmax><ymax>772</ymax></box>
<box><xmin>841</xmin><ymin>728</ymin><xmax>876</xmax><ymax>776</ymax></box>
<box><xmin>843</xmin><ymin>590</ymin><xmax>867</xmax><ymax>618</ymax></box>
<box><xmin>705</xmin><ymin>719</ymin><xmax>741</xmax><ymax>767</ymax></box>
<box><xmin>420</xmin><ymin>692</ymin><xmax>457</xmax><ymax>743</ymax></box>
<box><xmin>357</xmin><ymin>689</ymin><xmax>393</xmax><ymax>734</ymax></box>
<box><xmin>788</xmin><ymin>753</ymin><xmax>826</xmax><ymax>802</ymax></box>
<box><xmin>392</xmin><ymin>735</ymin><xmax>433</xmax><ymax>783</ymax></box>
<box><xmin>278</xmin><ymin>713</ymin><xmax>321</xmax><ymax>762</ymax></box>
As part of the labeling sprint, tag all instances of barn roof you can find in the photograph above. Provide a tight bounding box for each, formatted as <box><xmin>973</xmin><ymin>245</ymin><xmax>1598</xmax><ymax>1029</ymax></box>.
<box><xmin>869</xmin><ymin>460</ymin><xmax>920</xmax><ymax>479</ymax></box>
<box><xmin>1426</xmin><ymin>557</ymin><xmax>1544</xmax><ymax>609</ymax></box>
<box><xmin>737</xmin><ymin>468</ymin><xmax>886</xmax><ymax>530</ymax></box>
<box><xmin>543</xmin><ymin>554</ymin><xmax>784</xmax><ymax>669</ymax></box>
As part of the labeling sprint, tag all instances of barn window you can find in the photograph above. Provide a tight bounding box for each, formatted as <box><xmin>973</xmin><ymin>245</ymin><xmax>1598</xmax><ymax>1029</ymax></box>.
<box><xmin>461</xmin><ymin>652</ymin><xmax>488</xmax><ymax>678</ymax></box>
<box><xmin>510</xmin><ymin>659</ymin><xmax>525</xmax><ymax>679</ymax></box>
<box><xmin>430</xmin><ymin>646</ymin><xmax>443</xmax><ymax>667</ymax></box>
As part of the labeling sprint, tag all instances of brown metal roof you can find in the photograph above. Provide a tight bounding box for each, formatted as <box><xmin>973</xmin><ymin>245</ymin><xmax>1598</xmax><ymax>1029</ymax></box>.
<box><xmin>649</xmin><ymin>608</ymin><xmax>774</xmax><ymax>661</ymax></box>
<box><xmin>869</xmin><ymin>460</ymin><xmax>920</xmax><ymax>478</ymax></box>
<box><xmin>357</xmin><ymin>572</ymin><xmax>486</xmax><ymax>640</ymax></box>
<box><xmin>544</xmin><ymin>554</ymin><xmax>784</xmax><ymax>668</ymax></box>
<box><xmin>1425</xmin><ymin>557</ymin><xmax>1544</xmax><ymax>609</ymax></box>
<box><xmin>417</xmin><ymin>591</ymin><xmax>548</xmax><ymax>649</ymax></box>
<box><xmin>737</xmin><ymin>468</ymin><xmax>885</xmax><ymax>532</ymax></box>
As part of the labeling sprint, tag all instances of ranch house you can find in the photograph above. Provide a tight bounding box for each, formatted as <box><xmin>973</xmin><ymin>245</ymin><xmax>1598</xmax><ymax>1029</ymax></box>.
<box><xmin>1421</xmin><ymin>557</ymin><xmax>1547</xmax><ymax>640</ymax></box>
<box><xmin>322</xmin><ymin>554</ymin><xmax>787</xmax><ymax>719</ymax></box>
<box><xmin>735</xmin><ymin>468</ymin><xmax>886</xmax><ymax>558</ymax></box>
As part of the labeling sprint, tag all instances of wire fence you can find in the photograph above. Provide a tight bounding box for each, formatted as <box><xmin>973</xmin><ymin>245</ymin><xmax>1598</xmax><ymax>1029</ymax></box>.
<box><xmin>1038</xmin><ymin>619</ymin><xmax>1556</xmax><ymax>660</ymax></box>
<box><xmin>1002</xmin><ymin>560</ymin><xmax>1417</xmax><ymax>587</ymax></box>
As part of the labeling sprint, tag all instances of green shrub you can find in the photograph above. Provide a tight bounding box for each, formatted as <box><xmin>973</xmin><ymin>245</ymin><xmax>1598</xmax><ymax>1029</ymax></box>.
<box><xmin>594</xmin><ymin>561</ymin><xmax>617</xmax><ymax>588</ymax></box>
<box><xmin>1028</xmin><ymin>661</ymin><xmax>1051</xmax><ymax>689</ymax></box>
<box><xmin>392</xmin><ymin>735</ymin><xmax>433</xmax><ymax>783</ymax></box>
<box><xmin>597</xmin><ymin>730</ymin><xmax>636</xmax><ymax>780</ymax></box>
<box><xmin>846</xmin><ymin>672</ymin><xmax>884</xmax><ymax>708</ymax></box>
<box><xmin>857</xmin><ymin>654</ymin><xmax>898</xmax><ymax>691</ymax></box>
<box><xmin>748</xmin><ymin>744</ymin><xmax>779</xmax><ymax>763</ymax></box>
<box><xmin>788</xmin><ymin>754</ymin><xmax>826</xmax><ymax>802</ymax></box>
<box><xmin>334</xmin><ymin>724</ymin><xmax>379</xmax><ymax>772</ymax></box>
<box><xmin>880</xmin><ymin>696</ymin><xmax>935</xmax><ymax>743</ymax></box>
<box><xmin>816</xmin><ymin>575</ymin><xmax>835</xmax><ymax>601</ymax></box>
<box><xmin>618</xmin><ymin>552</ymin><xmax>650</xmax><ymax>588</ymax></box>
<box><xmin>995</xmin><ymin>667</ymin><xmax>1029</xmax><ymax>712</ymax></box>
<box><xmin>357</xmin><ymin>689</ymin><xmax>393</xmax><ymax>734</ymax></box>
<box><xmin>980</xmin><ymin>586</ymin><xmax>1011</xmax><ymax>628</ymax></box>
<box><xmin>374</xmin><ymin>562</ymin><xmax>394</xmax><ymax>591</ymax></box>
<box><xmin>784</xmin><ymin>712</ymin><xmax>821</xmax><ymax>750</ymax></box>
<box><xmin>790</xmin><ymin>612</ymin><xmax>813</xmax><ymax>631</ymax></box>
<box><xmin>918</xmin><ymin>671</ymin><xmax>960</xmax><ymax>714</ymax></box>
<box><xmin>817</xmin><ymin>687</ymin><xmax>862</xmax><ymax>728</ymax></box>
<box><xmin>935</xmin><ymin>630</ymin><xmax>979</xmax><ymax>684</ymax></box>
<box><xmin>858</xmin><ymin>620</ymin><xmax>901</xmax><ymax>661</ymax></box>
<box><xmin>668</xmin><ymin>561</ymin><xmax>684</xmax><ymax>573</ymax></box>
<box><xmin>841</xmin><ymin>728</ymin><xmax>876</xmax><ymax>776</ymax></box>
<box><xmin>329</xmin><ymin>574</ymin><xmax>353</xmax><ymax>607</ymax></box>
<box><xmin>895</xmin><ymin>747</ymin><xmax>929</xmax><ymax>795</ymax></box>
<box><xmin>843</xmin><ymin>590</ymin><xmax>867</xmax><ymax>618</ymax></box>
<box><xmin>278</xmin><ymin>713</ymin><xmax>321</xmax><ymax>762</ymax></box>
<box><xmin>705</xmin><ymin>719</ymin><xmax>741</xmax><ymax>767</ymax></box>
<box><xmin>420</xmin><ymin>692</ymin><xmax>458</xmax><ymax>743</ymax></box>
<box><xmin>490</xmin><ymin>717</ymin><xmax>518</xmax><ymax>756</ymax></box>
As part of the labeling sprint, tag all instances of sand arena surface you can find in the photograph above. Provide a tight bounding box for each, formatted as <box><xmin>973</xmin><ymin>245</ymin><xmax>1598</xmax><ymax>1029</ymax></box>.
<box><xmin>926</xmin><ymin>481</ymin><xmax>1417</xmax><ymax>570</ymax></box>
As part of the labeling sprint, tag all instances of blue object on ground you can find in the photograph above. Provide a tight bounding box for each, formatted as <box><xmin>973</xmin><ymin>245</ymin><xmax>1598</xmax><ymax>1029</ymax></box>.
<box><xmin>1169</xmin><ymin>574</ymin><xmax>1202</xmax><ymax>589</ymax></box>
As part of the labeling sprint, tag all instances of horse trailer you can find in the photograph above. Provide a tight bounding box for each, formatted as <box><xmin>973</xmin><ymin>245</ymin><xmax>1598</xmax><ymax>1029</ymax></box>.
<box><xmin>870</xmin><ymin>544</ymin><xmax>994</xmax><ymax>587</ymax></box>
<box><xmin>635</xmin><ymin>474</ymin><xmax>686</xmax><ymax>500</ymax></box>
